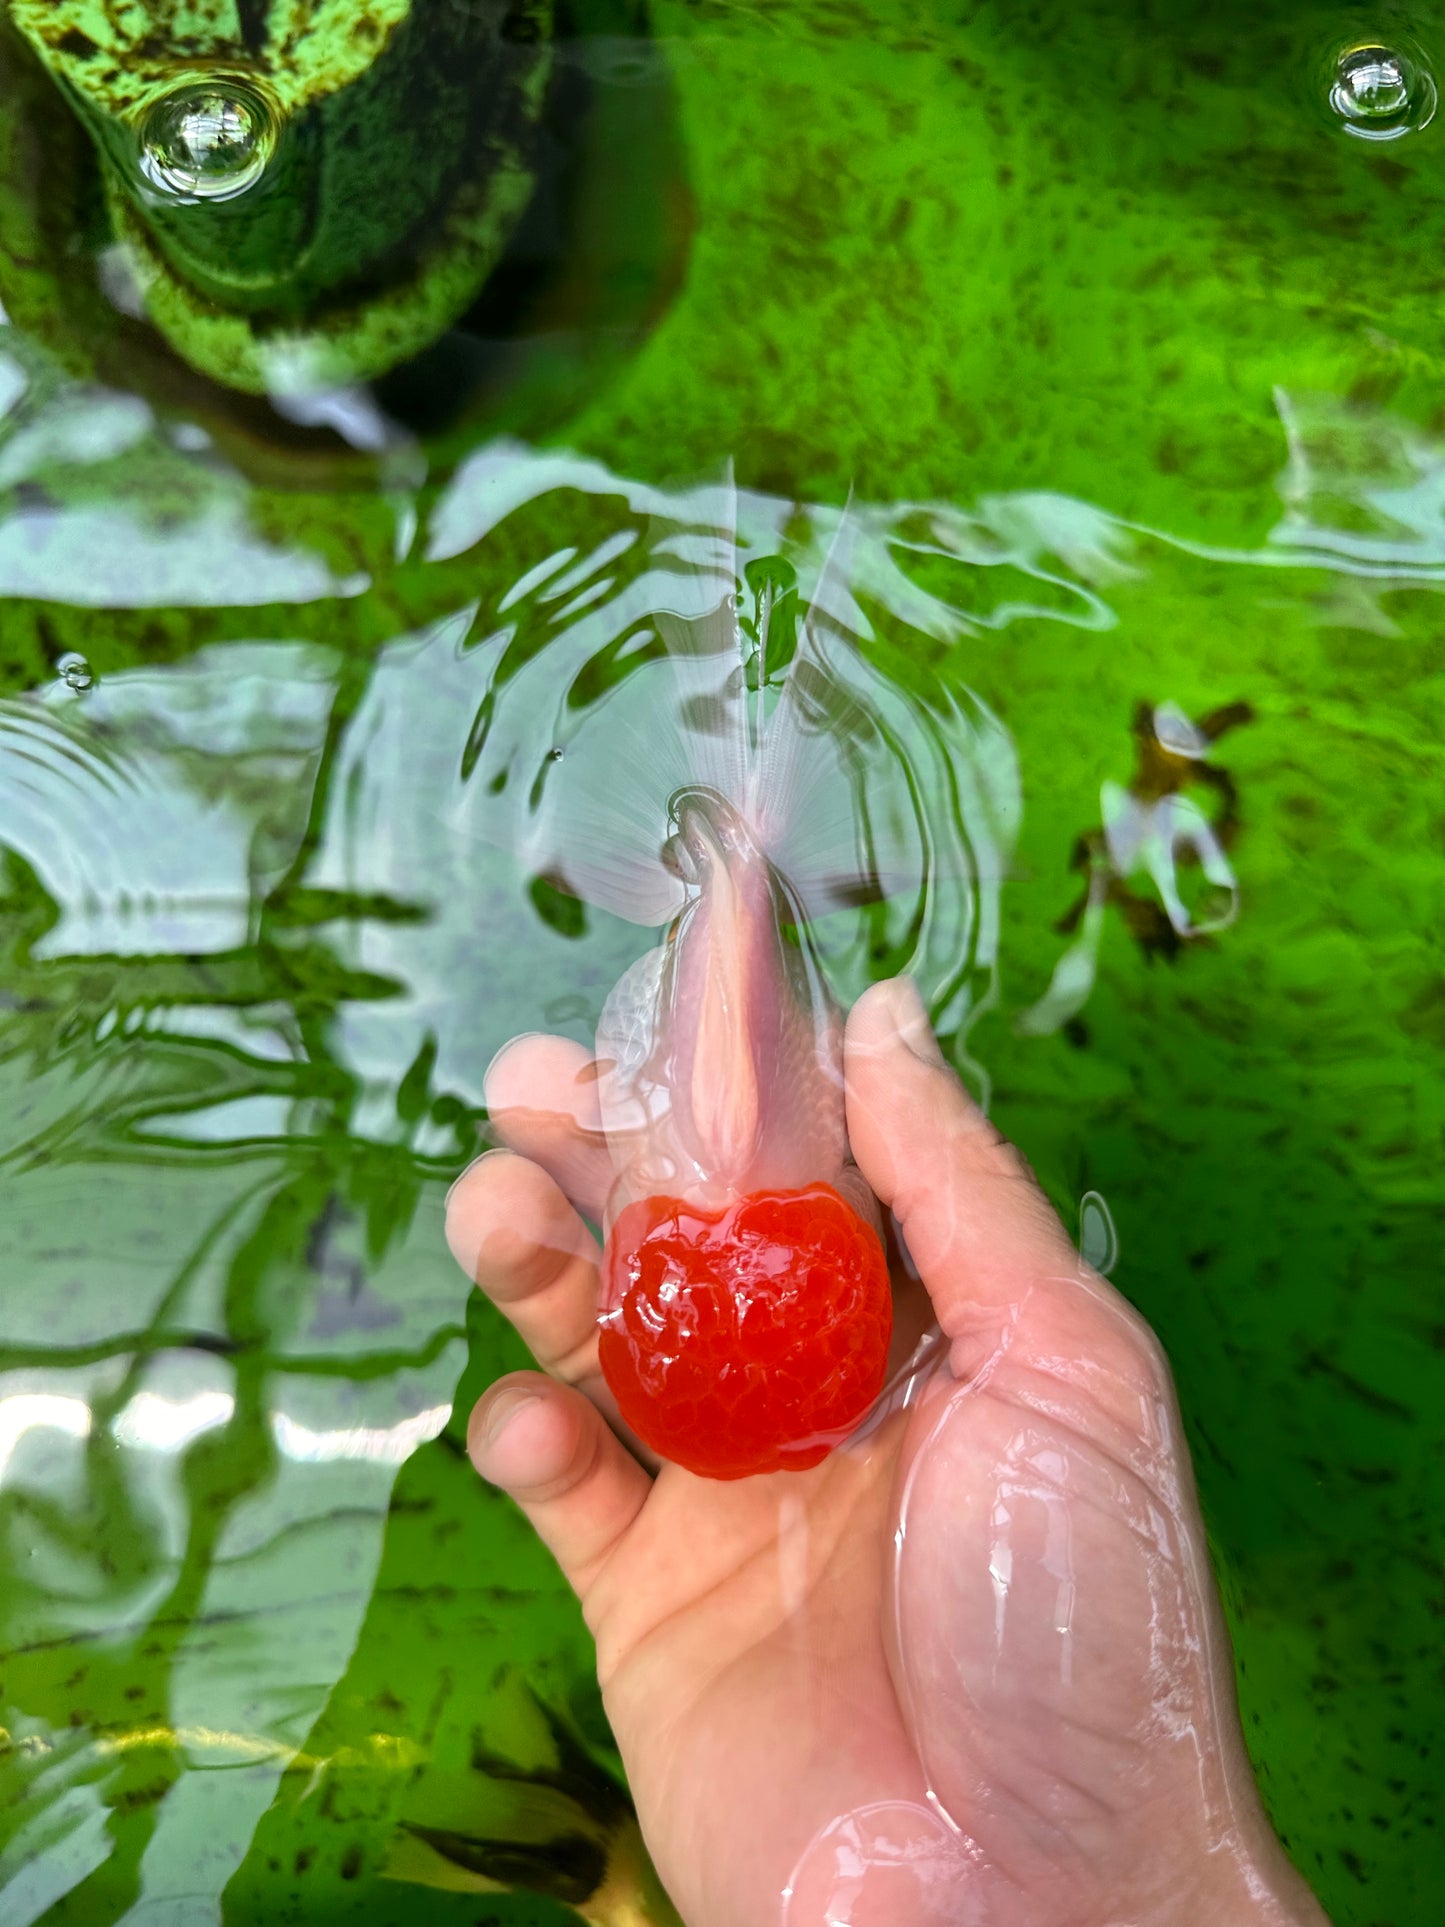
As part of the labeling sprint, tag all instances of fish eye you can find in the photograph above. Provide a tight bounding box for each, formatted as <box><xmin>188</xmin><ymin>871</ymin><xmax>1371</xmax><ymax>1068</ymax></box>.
<box><xmin>714</xmin><ymin>808</ymin><xmax>751</xmax><ymax>857</ymax></box>
<box><xmin>686</xmin><ymin>827</ymin><xmax>711</xmax><ymax>871</ymax></box>
<box><xmin>663</xmin><ymin>832</ymin><xmax>699</xmax><ymax>885</ymax></box>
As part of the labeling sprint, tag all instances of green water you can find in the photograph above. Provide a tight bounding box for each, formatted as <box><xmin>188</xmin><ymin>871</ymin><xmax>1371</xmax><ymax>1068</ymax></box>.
<box><xmin>0</xmin><ymin>0</ymin><xmax>1442</xmax><ymax>1922</ymax></box>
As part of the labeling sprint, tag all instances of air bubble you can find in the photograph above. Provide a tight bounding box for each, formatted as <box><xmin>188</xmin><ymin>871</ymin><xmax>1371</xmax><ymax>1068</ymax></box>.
<box><xmin>1329</xmin><ymin>43</ymin><xmax>1436</xmax><ymax>140</ymax></box>
<box><xmin>58</xmin><ymin>653</ymin><xmax>94</xmax><ymax>693</ymax></box>
<box><xmin>1079</xmin><ymin>1190</ymin><xmax>1119</xmax><ymax>1276</ymax></box>
<box><xmin>137</xmin><ymin>80</ymin><xmax>278</xmax><ymax>203</ymax></box>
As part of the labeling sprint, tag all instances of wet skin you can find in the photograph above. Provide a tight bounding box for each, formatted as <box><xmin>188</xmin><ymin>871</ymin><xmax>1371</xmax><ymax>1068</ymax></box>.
<box><xmin>446</xmin><ymin>977</ymin><xmax>1333</xmax><ymax>1927</ymax></box>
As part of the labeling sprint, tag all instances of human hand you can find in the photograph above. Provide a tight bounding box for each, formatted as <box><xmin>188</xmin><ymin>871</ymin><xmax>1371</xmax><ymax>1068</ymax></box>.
<box><xmin>445</xmin><ymin>977</ymin><xmax>1329</xmax><ymax>1927</ymax></box>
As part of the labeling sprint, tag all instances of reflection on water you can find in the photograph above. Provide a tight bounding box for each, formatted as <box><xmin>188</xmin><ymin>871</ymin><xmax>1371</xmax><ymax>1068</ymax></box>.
<box><xmin>0</xmin><ymin>340</ymin><xmax>366</xmax><ymax>604</ymax></box>
<box><xmin>0</xmin><ymin>1387</ymin><xmax>450</xmax><ymax>1487</ymax></box>
<box><xmin>0</xmin><ymin>442</ymin><xmax>1100</xmax><ymax>1919</ymax></box>
<box><xmin>0</xmin><ymin>364</ymin><xmax>1443</xmax><ymax>1915</ymax></box>
<box><xmin>0</xmin><ymin>416</ymin><xmax>1312</xmax><ymax>1144</ymax></box>
<box><xmin>0</xmin><ymin>0</ymin><xmax>1442</xmax><ymax>1878</ymax></box>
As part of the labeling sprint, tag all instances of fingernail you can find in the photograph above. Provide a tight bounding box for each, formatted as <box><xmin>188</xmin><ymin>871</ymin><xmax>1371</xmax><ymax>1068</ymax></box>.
<box><xmin>883</xmin><ymin>977</ymin><xmax>945</xmax><ymax>1066</ymax></box>
<box><xmin>473</xmin><ymin>1387</ymin><xmax>542</xmax><ymax>1460</ymax></box>
<box><xmin>483</xmin><ymin>1030</ymin><xmax>548</xmax><ymax>1097</ymax></box>
<box><xmin>445</xmin><ymin>1150</ymin><xmax>515</xmax><ymax>1280</ymax></box>
<box><xmin>446</xmin><ymin>1146</ymin><xmax>507</xmax><ymax>1212</ymax></box>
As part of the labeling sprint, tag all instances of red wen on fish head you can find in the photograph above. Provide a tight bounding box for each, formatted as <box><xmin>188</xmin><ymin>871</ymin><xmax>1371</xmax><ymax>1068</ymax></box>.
<box><xmin>598</xmin><ymin>1184</ymin><xmax>893</xmax><ymax>1480</ymax></box>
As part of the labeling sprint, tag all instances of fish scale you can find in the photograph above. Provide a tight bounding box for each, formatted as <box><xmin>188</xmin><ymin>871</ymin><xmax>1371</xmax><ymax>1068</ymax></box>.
<box><xmin>599</xmin><ymin>1185</ymin><xmax>892</xmax><ymax>1480</ymax></box>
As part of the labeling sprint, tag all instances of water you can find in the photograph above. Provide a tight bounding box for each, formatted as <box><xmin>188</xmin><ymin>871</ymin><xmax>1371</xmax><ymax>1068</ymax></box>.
<box><xmin>0</xmin><ymin>0</ymin><xmax>1440</xmax><ymax>1922</ymax></box>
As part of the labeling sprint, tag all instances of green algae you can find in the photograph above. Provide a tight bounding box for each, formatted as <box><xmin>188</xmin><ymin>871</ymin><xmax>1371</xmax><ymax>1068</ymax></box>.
<box><xmin>7</xmin><ymin>0</ymin><xmax>555</xmax><ymax>392</ymax></box>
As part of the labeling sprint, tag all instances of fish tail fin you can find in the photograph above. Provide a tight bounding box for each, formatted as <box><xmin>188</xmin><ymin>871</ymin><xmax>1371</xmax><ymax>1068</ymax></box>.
<box><xmin>461</xmin><ymin>474</ymin><xmax>748</xmax><ymax>928</ymax></box>
<box><xmin>458</xmin><ymin>475</ymin><xmax>1016</xmax><ymax>945</ymax></box>
<box><xmin>743</xmin><ymin>503</ymin><xmax>971</xmax><ymax>924</ymax></box>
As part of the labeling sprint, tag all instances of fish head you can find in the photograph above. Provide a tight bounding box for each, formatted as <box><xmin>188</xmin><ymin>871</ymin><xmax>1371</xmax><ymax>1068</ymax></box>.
<box><xmin>596</xmin><ymin>787</ymin><xmax>852</xmax><ymax>1223</ymax></box>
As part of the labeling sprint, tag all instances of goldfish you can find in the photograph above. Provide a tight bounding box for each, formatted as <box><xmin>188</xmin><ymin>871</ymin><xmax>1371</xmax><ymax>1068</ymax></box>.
<box><xmin>472</xmin><ymin>484</ymin><xmax>1007</xmax><ymax>1478</ymax></box>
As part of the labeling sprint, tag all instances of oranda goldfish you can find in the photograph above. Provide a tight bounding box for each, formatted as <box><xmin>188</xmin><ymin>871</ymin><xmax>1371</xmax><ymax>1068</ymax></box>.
<box><xmin>473</xmin><ymin>484</ymin><xmax>1007</xmax><ymax>1477</ymax></box>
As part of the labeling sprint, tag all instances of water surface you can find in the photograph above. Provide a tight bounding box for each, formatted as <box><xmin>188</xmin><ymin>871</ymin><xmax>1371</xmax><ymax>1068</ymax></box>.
<box><xmin>0</xmin><ymin>1</ymin><xmax>1441</xmax><ymax>1922</ymax></box>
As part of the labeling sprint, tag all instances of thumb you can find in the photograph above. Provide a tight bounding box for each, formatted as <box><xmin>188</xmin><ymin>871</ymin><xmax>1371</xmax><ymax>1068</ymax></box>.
<box><xmin>844</xmin><ymin>978</ymin><xmax>1079</xmax><ymax>1353</ymax></box>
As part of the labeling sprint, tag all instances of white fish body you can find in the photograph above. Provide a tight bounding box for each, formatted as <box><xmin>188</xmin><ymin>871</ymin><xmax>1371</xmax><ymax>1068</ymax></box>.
<box><xmin>594</xmin><ymin>787</ymin><xmax>850</xmax><ymax>1223</ymax></box>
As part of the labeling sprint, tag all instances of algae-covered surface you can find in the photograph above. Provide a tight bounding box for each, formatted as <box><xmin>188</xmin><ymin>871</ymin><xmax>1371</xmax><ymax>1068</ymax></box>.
<box><xmin>0</xmin><ymin>0</ymin><xmax>1441</xmax><ymax>1922</ymax></box>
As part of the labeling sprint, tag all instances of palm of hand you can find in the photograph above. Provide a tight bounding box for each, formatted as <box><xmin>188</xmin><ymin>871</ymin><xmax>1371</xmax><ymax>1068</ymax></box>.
<box><xmin>447</xmin><ymin>981</ymin><xmax>1323</xmax><ymax>1927</ymax></box>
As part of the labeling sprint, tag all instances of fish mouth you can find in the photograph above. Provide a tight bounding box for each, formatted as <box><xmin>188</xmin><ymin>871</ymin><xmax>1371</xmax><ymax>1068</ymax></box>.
<box><xmin>662</xmin><ymin>785</ymin><xmax>756</xmax><ymax>886</ymax></box>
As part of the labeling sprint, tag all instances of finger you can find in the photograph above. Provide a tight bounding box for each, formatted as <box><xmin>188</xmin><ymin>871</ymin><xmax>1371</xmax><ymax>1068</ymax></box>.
<box><xmin>849</xmin><ymin>980</ymin><xmax>1183</xmax><ymax>1456</ymax></box>
<box><xmin>446</xmin><ymin>1149</ymin><xmax>608</xmax><ymax>1393</ymax></box>
<box><xmin>844</xmin><ymin>978</ymin><xmax>1079</xmax><ymax>1340</ymax></box>
<box><xmin>484</xmin><ymin>1033</ymin><xmax>612</xmax><ymax>1222</ymax></box>
<box><xmin>469</xmin><ymin>1373</ymin><xmax>651</xmax><ymax>1606</ymax></box>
